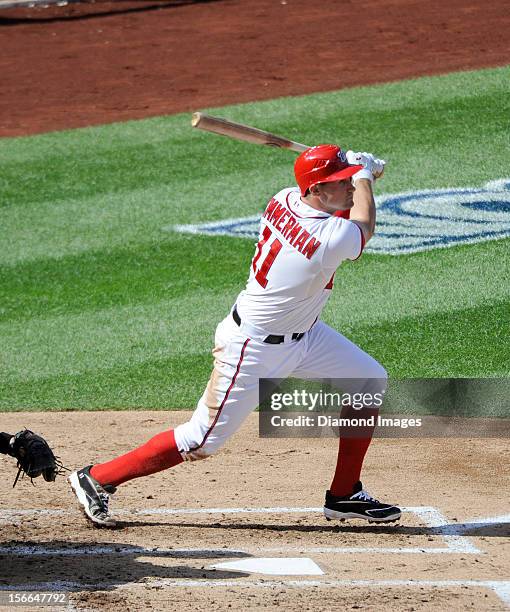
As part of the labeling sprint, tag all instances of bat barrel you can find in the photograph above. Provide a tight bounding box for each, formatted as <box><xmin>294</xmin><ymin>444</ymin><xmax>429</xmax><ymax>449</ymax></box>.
<box><xmin>191</xmin><ymin>112</ymin><xmax>309</xmax><ymax>153</ymax></box>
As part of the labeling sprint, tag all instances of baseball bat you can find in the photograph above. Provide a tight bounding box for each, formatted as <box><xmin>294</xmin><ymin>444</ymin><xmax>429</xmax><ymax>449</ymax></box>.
<box><xmin>191</xmin><ymin>112</ymin><xmax>309</xmax><ymax>153</ymax></box>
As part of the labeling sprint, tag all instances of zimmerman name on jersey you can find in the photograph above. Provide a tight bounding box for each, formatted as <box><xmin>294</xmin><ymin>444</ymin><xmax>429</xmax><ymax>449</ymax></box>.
<box><xmin>236</xmin><ymin>187</ymin><xmax>364</xmax><ymax>335</ymax></box>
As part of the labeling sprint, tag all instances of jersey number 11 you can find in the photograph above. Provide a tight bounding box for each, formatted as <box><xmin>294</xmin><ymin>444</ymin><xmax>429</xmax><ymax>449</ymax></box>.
<box><xmin>252</xmin><ymin>226</ymin><xmax>282</xmax><ymax>288</ymax></box>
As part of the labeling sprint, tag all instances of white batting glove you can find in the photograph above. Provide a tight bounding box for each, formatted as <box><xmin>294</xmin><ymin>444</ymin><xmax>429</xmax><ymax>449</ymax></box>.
<box><xmin>346</xmin><ymin>151</ymin><xmax>386</xmax><ymax>184</ymax></box>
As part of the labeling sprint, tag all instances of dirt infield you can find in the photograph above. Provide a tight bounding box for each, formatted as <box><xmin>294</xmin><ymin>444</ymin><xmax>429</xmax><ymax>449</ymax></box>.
<box><xmin>1</xmin><ymin>0</ymin><xmax>510</xmax><ymax>137</ymax></box>
<box><xmin>1</xmin><ymin>412</ymin><xmax>509</xmax><ymax>610</ymax></box>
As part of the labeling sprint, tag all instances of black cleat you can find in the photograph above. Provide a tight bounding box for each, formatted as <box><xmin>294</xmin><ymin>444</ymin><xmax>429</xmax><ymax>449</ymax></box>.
<box><xmin>69</xmin><ymin>465</ymin><xmax>117</xmax><ymax>527</ymax></box>
<box><xmin>324</xmin><ymin>481</ymin><xmax>401</xmax><ymax>523</ymax></box>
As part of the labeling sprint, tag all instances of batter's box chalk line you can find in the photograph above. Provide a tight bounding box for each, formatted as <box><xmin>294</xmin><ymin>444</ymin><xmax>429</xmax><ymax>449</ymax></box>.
<box><xmin>0</xmin><ymin>506</ymin><xmax>496</xmax><ymax>556</ymax></box>
<box><xmin>130</xmin><ymin>579</ymin><xmax>510</xmax><ymax>607</ymax></box>
<box><xmin>1</xmin><ymin>508</ymin><xmax>508</xmax><ymax>607</ymax></box>
<box><xmin>0</xmin><ymin>580</ymin><xmax>509</xmax><ymax>608</ymax></box>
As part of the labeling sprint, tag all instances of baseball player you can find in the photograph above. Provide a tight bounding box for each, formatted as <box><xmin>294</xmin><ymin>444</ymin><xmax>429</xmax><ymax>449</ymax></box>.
<box><xmin>70</xmin><ymin>145</ymin><xmax>401</xmax><ymax>527</ymax></box>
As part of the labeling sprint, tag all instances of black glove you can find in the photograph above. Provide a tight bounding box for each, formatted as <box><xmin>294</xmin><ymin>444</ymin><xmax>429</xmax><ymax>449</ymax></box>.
<box><xmin>8</xmin><ymin>429</ymin><xmax>66</xmax><ymax>487</ymax></box>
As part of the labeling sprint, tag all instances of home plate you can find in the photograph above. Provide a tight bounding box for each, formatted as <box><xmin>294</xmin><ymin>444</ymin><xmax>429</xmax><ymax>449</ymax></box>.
<box><xmin>211</xmin><ymin>557</ymin><xmax>324</xmax><ymax>576</ymax></box>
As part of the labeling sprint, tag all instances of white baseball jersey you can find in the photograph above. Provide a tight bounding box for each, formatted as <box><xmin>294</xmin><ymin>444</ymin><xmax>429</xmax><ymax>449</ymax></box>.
<box><xmin>236</xmin><ymin>187</ymin><xmax>364</xmax><ymax>333</ymax></box>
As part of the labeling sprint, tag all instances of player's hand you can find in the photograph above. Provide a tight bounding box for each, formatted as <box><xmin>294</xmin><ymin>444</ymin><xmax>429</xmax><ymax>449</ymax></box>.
<box><xmin>364</xmin><ymin>153</ymin><xmax>385</xmax><ymax>179</ymax></box>
<box><xmin>346</xmin><ymin>151</ymin><xmax>386</xmax><ymax>182</ymax></box>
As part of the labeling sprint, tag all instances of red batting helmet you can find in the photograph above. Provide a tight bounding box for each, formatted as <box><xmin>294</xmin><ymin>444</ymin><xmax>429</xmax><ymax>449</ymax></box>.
<box><xmin>294</xmin><ymin>144</ymin><xmax>363</xmax><ymax>196</ymax></box>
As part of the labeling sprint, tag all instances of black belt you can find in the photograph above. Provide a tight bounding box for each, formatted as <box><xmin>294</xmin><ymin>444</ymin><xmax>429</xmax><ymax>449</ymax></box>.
<box><xmin>232</xmin><ymin>307</ymin><xmax>304</xmax><ymax>344</ymax></box>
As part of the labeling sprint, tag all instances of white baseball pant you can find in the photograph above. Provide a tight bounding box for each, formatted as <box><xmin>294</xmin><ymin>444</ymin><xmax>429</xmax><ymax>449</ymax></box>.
<box><xmin>174</xmin><ymin>312</ymin><xmax>387</xmax><ymax>460</ymax></box>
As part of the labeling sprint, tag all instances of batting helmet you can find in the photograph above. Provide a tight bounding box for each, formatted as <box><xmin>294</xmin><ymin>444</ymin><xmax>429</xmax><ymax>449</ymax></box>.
<box><xmin>294</xmin><ymin>144</ymin><xmax>363</xmax><ymax>196</ymax></box>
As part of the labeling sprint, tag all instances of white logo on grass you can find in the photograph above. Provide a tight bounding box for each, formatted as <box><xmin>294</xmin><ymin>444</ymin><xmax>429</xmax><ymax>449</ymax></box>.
<box><xmin>166</xmin><ymin>178</ymin><xmax>510</xmax><ymax>256</ymax></box>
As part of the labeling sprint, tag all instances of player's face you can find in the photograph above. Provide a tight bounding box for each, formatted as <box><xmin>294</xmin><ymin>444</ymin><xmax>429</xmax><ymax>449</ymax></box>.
<box><xmin>313</xmin><ymin>179</ymin><xmax>355</xmax><ymax>213</ymax></box>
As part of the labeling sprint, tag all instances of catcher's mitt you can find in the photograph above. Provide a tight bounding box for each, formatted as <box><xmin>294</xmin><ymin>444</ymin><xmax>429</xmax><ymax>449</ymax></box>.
<box><xmin>9</xmin><ymin>429</ymin><xmax>66</xmax><ymax>487</ymax></box>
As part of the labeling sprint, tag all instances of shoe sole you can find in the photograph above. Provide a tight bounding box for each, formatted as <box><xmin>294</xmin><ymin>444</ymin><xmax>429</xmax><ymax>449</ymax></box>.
<box><xmin>68</xmin><ymin>472</ymin><xmax>116</xmax><ymax>528</ymax></box>
<box><xmin>324</xmin><ymin>508</ymin><xmax>401</xmax><ymax>523</ymax></box>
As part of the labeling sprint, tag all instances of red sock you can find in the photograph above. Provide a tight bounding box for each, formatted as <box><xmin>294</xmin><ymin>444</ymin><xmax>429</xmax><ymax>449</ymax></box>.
<box><xmin>329</xmin><ymin>407</ymin><xmax>377</xmax><ymax>497</ymax></box>
<box><xmin>90</xmin><ymin>429</ymin><xmax>183</xmax><ymax>488</ymax></box>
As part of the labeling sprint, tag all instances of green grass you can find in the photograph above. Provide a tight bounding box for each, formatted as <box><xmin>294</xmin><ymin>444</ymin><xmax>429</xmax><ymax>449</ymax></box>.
<box><xmin>0</xmin><ymin>65</ymin><xmax>509</xmax><ymax>410</ymax></box>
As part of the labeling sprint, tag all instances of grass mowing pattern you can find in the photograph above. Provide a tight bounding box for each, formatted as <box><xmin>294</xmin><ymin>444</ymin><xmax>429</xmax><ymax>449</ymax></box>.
<box><xmin>0</xmin><ymin>66</ymin><xmax>509</xmax><ymax>409</ymax></box>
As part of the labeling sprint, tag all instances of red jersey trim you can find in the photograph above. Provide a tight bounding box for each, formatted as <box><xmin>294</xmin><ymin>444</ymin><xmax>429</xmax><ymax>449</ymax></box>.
<box><xmin>195</xmin><ymin>338</ymin><xmax>250</xmax><ymax>451</ymax></box>
<box><xmin>286</xmin><ymin>192</ymin><xmax>329</xmax><ymax>220</ymax></box>
<box><xmin>352</xmin><ymin>224</ymin><xmax>365</xmax><ymax>260</ymax></box>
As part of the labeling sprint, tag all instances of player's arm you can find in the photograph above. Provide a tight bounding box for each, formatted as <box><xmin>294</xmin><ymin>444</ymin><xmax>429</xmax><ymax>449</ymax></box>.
<box><xmin>347</xmin><ymin>151</ymin><xmax>385</xmax><ymax>244</ymax></box>
<box><xmin>349</xmin><ymin>178</ymin><xmax>376</xmax><ymax>244</ymax></box>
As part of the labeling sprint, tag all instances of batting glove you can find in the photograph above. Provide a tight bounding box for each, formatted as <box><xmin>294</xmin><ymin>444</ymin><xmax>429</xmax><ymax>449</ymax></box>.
<box><xmin>346</xmin><ymin>151</ymin><xmax>386</xmax><ymax>184</ymax></box>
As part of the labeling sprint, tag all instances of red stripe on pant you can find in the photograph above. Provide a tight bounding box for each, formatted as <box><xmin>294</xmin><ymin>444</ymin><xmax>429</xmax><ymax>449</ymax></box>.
<box><xmin>90</xmin><ymin>338</ymin><xmax>250</xmax><ymax>488</ymax></box>
<box><xmin>192</xmin><ymin>337</ymin><xmax>250</xmax><ymax>452</ymax></box>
